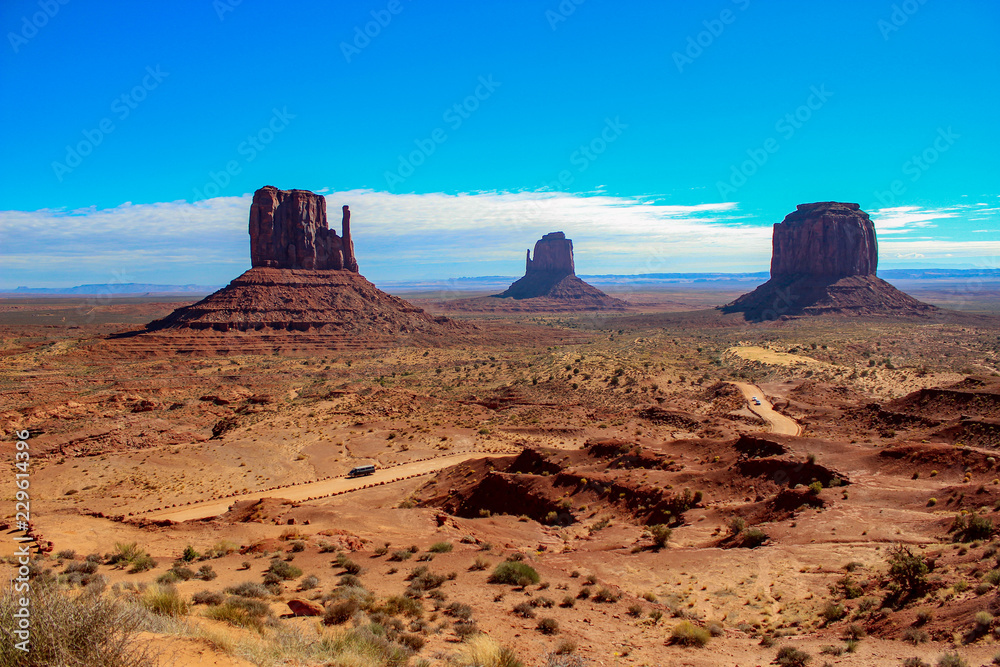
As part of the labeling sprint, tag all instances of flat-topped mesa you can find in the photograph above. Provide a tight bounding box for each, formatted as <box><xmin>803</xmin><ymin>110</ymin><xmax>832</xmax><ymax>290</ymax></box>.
<box><xmin>249</xmin><ymin>185</ymin><xmax>357</xmax><ymax>272</ymax></box>
<box><xmin>721</xmin><ymin>201</ymin><xmax>935</xmax><ymax>320</ymax></box>
<box><xmin>771</xmin><ymin>202</ymin><xmax>877</xmax><ymax>279</ymax></box>
<box><xmin>525</xmin><ymin>231</ymin><xmax>575</xmax><ymax>277</ymax></box>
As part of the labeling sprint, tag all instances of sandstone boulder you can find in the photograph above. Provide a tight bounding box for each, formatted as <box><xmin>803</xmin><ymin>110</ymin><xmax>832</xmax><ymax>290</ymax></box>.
<box><xmin>287</xmin><ymin>598</ymin><xmax>324</xmax><ymax>617</ymax></box>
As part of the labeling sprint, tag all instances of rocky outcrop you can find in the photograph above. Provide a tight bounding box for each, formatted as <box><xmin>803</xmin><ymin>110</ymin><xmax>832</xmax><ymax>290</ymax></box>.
<box><xmin>287</xmin><ymin>599</ymin><xmax>324</xmax><ymax>617</ymax></box>
<box><xmin>525</xmin><ymin>231</ymin><xmax>575</xmax><ymax>277</ymax></box>
<box><xmin>485</xmin><ymin>232</ymin><xmax>625</xmax><ymax>310</ymax></box>
<box><xmin>771</xmin><ymin>202</ymin><xmax>877</xmax><ymax>279</ymax></box>
<box><xmin>249</xmin><ymin>186</ymin><xmax>357</xmax><ymax>272</ymax></box>
<box><xmin>141</xmin><ymin>185</ymin><xmax>468</xmax><ymax>345</ymax></box>
<box><xmin>723</xmin><ymin>202</ymin><xmax>935</xmax><ymax>320</ymax></box>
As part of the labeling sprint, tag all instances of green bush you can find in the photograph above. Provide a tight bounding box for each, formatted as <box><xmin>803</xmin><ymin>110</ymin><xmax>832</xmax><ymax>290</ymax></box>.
<box><xmin>887</xmin><ymin>544</ymin><xmax>929</xmax><ymax>593</ymax></box>
<box><xmin>488</xmin><ymin>561</ymin><xmax>540</xmax><ymax>586</ymax></box>
<box><xmin>267</xmin><ymin>558</ymin><xmax>303</xmax><ymax>580</ymax></box>
<box><xmin>428</xmin><ymin>541</ymin><xmax>453</xmax><ymax>553</ymax></box>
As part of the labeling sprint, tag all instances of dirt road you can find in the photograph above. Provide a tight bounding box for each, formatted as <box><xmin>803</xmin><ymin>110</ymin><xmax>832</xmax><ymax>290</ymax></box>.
<box><xmin>142</xmin><ymin>452</ymin><xmax>487</xmax><ymax>522</ymax></box>
<box><xmin>729</xmin><ymin>382</ymin><xmax>801</xmax><ymax>436</ymax></box>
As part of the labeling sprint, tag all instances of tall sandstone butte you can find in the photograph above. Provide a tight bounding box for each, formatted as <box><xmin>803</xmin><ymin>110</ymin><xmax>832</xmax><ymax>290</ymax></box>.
<box><xmin>143</xmin><ymin>186</ymin><xmax>463</xmax><ymax>343</ymax></box>
<box><xmin>723</xmin><ymin>201</ymin><xmax>934</xmax><ymax>320</ymax></box>
<box><xmin>489</xmin><ymin>232</ymin><xmax>625</xmax><ymax>309</ymax></box>
<box><xmin>249</xmin><ymin>185</ymin><xmax>357</xmax><ymax>272</ymax></box>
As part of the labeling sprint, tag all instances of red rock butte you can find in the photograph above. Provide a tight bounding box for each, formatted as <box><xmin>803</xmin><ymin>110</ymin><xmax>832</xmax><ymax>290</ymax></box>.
<box><xmin>138</xmin><ymin>186</ymin><xmax>467</xmax><ymax>349</ymax></box>
<box><xmin>723</xmin><ymin>202</ymin><xmax>936</xmax><ymax>320</ymax></box>
<box><xmin>491</xmin><ymin>232</ymin><xmax>626</xmax><ymax>310</ymax></box>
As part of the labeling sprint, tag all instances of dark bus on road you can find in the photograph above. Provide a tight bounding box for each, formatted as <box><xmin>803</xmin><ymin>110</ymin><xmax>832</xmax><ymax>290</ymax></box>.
<box><xmin>348</xmin><ymin>464</ymin><xmax>376</xmax><ymax>478</ymax></box>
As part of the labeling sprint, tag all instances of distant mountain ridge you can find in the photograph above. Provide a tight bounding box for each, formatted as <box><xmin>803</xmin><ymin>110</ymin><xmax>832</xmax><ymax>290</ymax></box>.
<box><xmin>4</xmin><ymin>268</ymin><xmax>997</xmax><ymax>295</ymax></box>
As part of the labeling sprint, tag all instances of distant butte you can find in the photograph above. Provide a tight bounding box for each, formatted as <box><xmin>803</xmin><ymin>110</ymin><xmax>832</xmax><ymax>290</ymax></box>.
<box><xmin>142</xmin><ymin>186</ymin><xmax>467</xmax><ymax>344</ymax></box>
<box><xmin>722</xmin><ymin>201</ymin><xmax>936</xmax><ymax>320</ymax></box>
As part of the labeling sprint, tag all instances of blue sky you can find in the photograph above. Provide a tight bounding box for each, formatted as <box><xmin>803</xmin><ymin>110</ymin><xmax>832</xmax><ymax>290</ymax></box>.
<box><xmin>1</xmin><ymin>0</ymin><xmax>997</xmax><ymax>287</ymax></box>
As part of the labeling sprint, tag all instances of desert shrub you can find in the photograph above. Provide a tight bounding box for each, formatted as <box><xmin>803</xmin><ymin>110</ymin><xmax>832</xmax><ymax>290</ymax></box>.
<box><xmin>560</xmin><ymin>595</ymin><xmax>575</xmax><ymax>608</ymax></box>
<box><xmin>56</xmin><ymin>549</ymin><xmax>77</xmax><ymax>560</ymax></box>
<box><xmin>446</xmin><ymin>602</ymin><xmax>473</xmax><ymax>620</ymax></box>
<box><xmin>196</xmin><ymin>564</ymin><xmax>217</xmax><ymax>581</ymax></box>
<box><xmin>0</xmin><ymin>584</ymin><xmax>152</xmax><ymax>667</ymax></box>
<box><xmin>167</xmin><ymin>566</ymin><xmax>196</xmax><ymax>581</ymax></box>
<box><xmin>903</xmin><ymin>627</ymin><xmax>929</xmax><ymax>644</ymax></box>
<box><xmin>843</xmin><ymin>623</ymin><xmax>866</xmax><ymax>640</ymax></box>
<box><xmin>380</xmin><ymin>595</ymin><xmax>424</xmax><ymax>618</ymax></box>
<box><xmin>741</xmin><ymin>528</ymin><xmax>768</xmax><ymax>548</ymax></box>
<box><xmin>532</xmin><ymin>596</ymin><xmax>555</xmax><ymax>608</ymax></box>
<box><xmin>64</xmin><ymin>560</ymin><xmax>99</xmax><ymax>575</ymax></box>
<box><xmin>428</xmin><ymin>541</ymin><xmax>453</xmax><ymax>553</ymax></box>
<box><xmin>916</xmin><ymin>609</ymin><xmax>934</xmax><ymax>624</ymax></box>
<box><xmin>453</xmin><ymin>634</ymin><xmax>524</xmax><ymax>667</ymax></box>
<box><xmin>340</xmin><ymin>559</ymin><xmax>362</xmax><ymax>575</ymax></box>
<box><xmin>670</xmin><ymin>621</ymin><xmax>710</xmax><ymax>646</ymax></box>
<box><xmin>936</xmin><ymin>653</ymin><xmax>968</xmax><ymax>667</ymax></box>
<box><xmin>513</xmin><ymin>602</ymin><xmax>536</xmax><ymax>618</ymax></box>
<box><xmin>141</xmin><ymin>585</ymin><xmax>188</xmax><ymax>617</ymax></box>
<box><xmin>728</xmin><ymin>516</ymin><xmax>746</xmax><ymax>535</ymax></box>
<box><xmin>975</xmin><ymin>611</ymin><xmax>995</xmax><ymax>629</ymax></box>
<box><xmin>127</xmin><ymin>553</ymin><xmax>157</xmax><ymax>574</ymax></box>
<box><xmin>389</xmin><ymin>550</ymin><xmax>414</xmax><ymax>562</ymax></box>
<box><xmin>192</xmin><ymin>590</ymin><xmax>224</xmax><ymax>605</ymax></box>
<box><xmin>470</xmin><ymin>556</ymin><xmax>490</xmax><ymax>571</ymax></box>
<box><xmin>650</xmin><ymin>524</ymin><xmax>672</xmax><ymax>548</ymax></box>
<box><xmin>775</xmin><ymin>646</ymin><xmax>812</xmax><ymax>667</ymax></box>
<box><xmin>537</xmin><ymin>617</ymin><xmax>559</xmax><ymax>634</ymax></box>
<box><xmin>903</xmin><ymin>659</ymin><xmax>930</xmax><ymax>667</ymax></box>
<box><xmin>951</xmin><ymin>514</ymin><xmax>995</xmax><ymax>542</ymax></box>
<box><xmin>181</xmin><ymin>545</ymin><xmax>199</xmax><ymax>562</ymax></box>
<box><xmin>627</xmin><ymin>603</ymin><xmax>643</xmax><ymax>617</ymax></box>
<box><xmin>592</xmin><ymin>587</ymin><xmax>621</xmax><ymax>603</ymax></box>
<box><xmin>155</xmin><ymin>571</ymin><xmax>179</xmax><ymax>585</ymax></box>
<box><xmin>107</xmin><ymin>542</ymin><xmax>142</xmax><ymax>566</ymax></box>
<box><xmin>398</xmin><ymin>633</ymin><xmax>426</xmax><ymax>651</ymax></box>
<box><xmin>820</xmin><ymin>602</ymin><xmax>846</xmax><ymax>623</ymax></box>
<box><xmin>707</xmin><ymin>620</ymin><xmax>724</xmax><ymax>636</ymax></box>
<box><xmin>223</xmin><ymin>581</ymin><xmax>269</xmax><ymax>598</ymax></box>
<box><xmin>289</xmin><ymin>541</ymin><xmax>306</xmax><ymax>553</ymax></box>
<box><xmin>887</xmin><ymin>544</ymin><xmax>929</xmax><ymax>593</ymax></box>
<box><xmin>204</xmin><ymin>601</ymin><xmax>265</xmax><ymax>631</ymax></box>
<box><xmin>301</xmin><ymin>574</ymin><xmax>320</xmax><ymax>590</ymax></box>
<box><xmin>324</xmin><ymin>598</ymin><xmax>360</xmax><ymax>625</ymax></box>
<box><xmin>489</xmin><ymin>561</ymin><xmax>539</xmax><ymax>586</ymax></box>
<box><xmin>267</xmin><ymin>558</ymin><xmax>302</xmax><ymax>580</ymax></box>
<box><xmin>576</xmin><ymin>586</ymin><xmax>591</xmax><ymax>600</ymax></box>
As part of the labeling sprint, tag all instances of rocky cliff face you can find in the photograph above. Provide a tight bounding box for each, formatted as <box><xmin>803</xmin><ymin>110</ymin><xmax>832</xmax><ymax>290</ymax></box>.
<box><xmin>525</xmin><ymin>231</ymin><xmax>575</xmax><ymax>277</ymax></box>
<box><xmin>771</xmin><ymin>202</ymin><xmax>878</xmax><ymax>279</ymax></box>
<box><xmin>249</xmin><ymin>186</ymin><xmax>357</xmax><ymax>272</ymax></box>
<box><xmin>723</xmin><ymin>202</ymin><xmax>934</xmax><ymax>320</ymax></box>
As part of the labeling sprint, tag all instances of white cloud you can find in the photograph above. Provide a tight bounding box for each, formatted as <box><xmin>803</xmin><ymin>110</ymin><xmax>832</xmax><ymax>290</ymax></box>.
<box><xmin>2</xmin><ymin>192</ymin><xmax>998</xmax><ymax>287</ymax></box>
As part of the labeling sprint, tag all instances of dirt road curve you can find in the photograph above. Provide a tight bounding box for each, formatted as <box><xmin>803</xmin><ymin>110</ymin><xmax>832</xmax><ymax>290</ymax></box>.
<box><xmin>143</xmin><ymin>452</ymin><xmax>486</xmax><ymax>522</ymax></box>
<box><xmin>729</xmin><ymin>382</ymin><xmax>801</xmax><ymax>436</ymax></box>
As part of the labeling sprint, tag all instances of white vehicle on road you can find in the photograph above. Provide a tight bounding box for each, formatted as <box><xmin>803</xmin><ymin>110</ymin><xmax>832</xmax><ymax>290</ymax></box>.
<box><xmin>751</xmin><ymin>397</ymin><xmax>761</xmax><ymax>405</ymax></box>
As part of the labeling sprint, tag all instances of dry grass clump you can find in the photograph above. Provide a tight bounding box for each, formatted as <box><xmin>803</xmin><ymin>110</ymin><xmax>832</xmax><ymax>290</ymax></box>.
<box><xmin>0</xmin><ymin>584</ymin><xmax>154</xmax><ymax>667</ymax></box>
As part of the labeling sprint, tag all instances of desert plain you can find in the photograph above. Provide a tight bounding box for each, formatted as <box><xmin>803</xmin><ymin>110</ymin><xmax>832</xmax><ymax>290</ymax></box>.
<box><xmin>2</xmin><ymin>276</ymin><xmax>1000</xmax><ymax>667</ymax></box>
